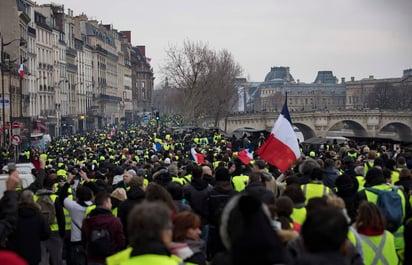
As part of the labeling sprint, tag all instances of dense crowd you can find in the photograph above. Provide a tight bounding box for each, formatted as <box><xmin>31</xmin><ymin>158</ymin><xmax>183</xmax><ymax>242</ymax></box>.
<box><xmin>0</xmin><ymin>123</ymin><xmax>411</xmax><ymax>265</ymax></box>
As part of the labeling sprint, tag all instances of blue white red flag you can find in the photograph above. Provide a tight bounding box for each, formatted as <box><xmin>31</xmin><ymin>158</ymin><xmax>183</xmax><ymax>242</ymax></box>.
<box><xmin>257</xmin><ymin>96</ymin><xmax>300</xmax><ymax>172</ymax></box>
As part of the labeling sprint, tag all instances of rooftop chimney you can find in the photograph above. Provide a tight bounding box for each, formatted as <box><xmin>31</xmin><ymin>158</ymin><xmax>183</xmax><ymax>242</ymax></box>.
<box><xmin>351</xmin><ymin>77</ymin><xmax>355</xmax><ymax>82</ymax></box>
<box><xmin>341</xmin><ymin>77</ymin><xmax>345</xmax><ymax>84</ymax></box>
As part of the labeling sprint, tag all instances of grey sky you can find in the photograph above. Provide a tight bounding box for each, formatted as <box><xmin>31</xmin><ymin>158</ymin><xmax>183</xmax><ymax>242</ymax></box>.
<box><xmin>36</xmin><ymin>0</ymin><xmax>412</xmax><ymax>85</ymax></box>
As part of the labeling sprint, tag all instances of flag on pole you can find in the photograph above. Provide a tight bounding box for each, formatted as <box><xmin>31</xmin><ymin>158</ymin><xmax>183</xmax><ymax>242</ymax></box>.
<box><xmin>257</xmin><ymin>95</ymin><xmax>300</xmax><ymax>172</ymax></box>
<box><xmin>18</xmin><ymin>61</ymin><xmax>24</xmax><ymax>79</ymax></box>
<box><xmin>237</xmin><ymin>147</ymin><xmax>253</xmax><ymax>165</ymax></box>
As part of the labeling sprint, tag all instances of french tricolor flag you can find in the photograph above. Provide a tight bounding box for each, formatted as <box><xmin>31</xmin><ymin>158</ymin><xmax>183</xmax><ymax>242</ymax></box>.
<box><xmin>18</xmin><ymin>62</ymin><xmax>24</xmax><ymax>79</ymax></box>
<box><xmin>191</xmin><ymin>146</ymin><xmax>205</xmax><ymax>165</ymax></box>
<box><xmin>238</xmin><ymin>148</ymin><xmax>253</xmax><ymax>165</ymax></box>
<box><xmin>257</xmin><ymin>96</ymin><xmax>300</xmax><ymax>172</ymax></box>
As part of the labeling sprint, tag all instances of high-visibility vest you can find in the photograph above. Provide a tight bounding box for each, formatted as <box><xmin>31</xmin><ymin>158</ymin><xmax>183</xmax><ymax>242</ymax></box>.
<box><xmin>347</xmin><ymin>151</ymin><xmax>358</xmax><ymax>159</ymax></box>
<box><xmin>390</xmin><ymin>170</ymin><xmax>400</xmax><ymax>185</ymax></box>
<box><xmin>348</xmin><ymin>227</ymin><xmax>363</xmax><ymax>259</ymax></box>
<box><xmin>118</xmin><ymin>253</ymin><xmax>193</xmax><ymax>265</ymax></box>
<box><xmin>364</xmin><ymin>161</ymin><xmax>374</xmax><ymax>176</ymax></box>
<box><xmin>364</xmin><ymin>184</ymin><xmax>406</xmax><ymax>252</ymax></box>
<box><xmin>172</xmin><ymin>177</ymin><xmax>186</xmax><ymax>185</ymax></box>
<box><xmin>291</xmin><ymin>206</ymin><xmax>306</xmax><ymax>226</ymax></box>
<box><xmin>301</xmin><ymin>183</ymin><xmax>332</xmax><ymax>204</ymax></box>
<box><xmin>356</xmin><ymin>176</ymin><xmax>365</xmax><ymax>191</ymax></box>
<box><xmin>359</xmin><ymin>231</ymin><xmax>398</xmax><ymax>265</ymax></box>
<box><xmin>34</xmin><ymin>194</ymin><xmax>59</xmax><ymax>231</ymax></box>
<box><xmin>63</xmin><ymin>193</ymin><xmax>73</xmax><ymax>230</ymax></box>
<box><xmin>231</xmin><ymin>175</ymin><xmax>249</xmax><ymax>192</ymax></box>
<box><xmin>85</xmin><ymin>205</ymin><xmax>96</xmax><ymax>216</ymax></box>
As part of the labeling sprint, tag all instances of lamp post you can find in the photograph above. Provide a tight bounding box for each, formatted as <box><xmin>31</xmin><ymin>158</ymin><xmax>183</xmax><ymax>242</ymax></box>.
<box><xmin>67</xmin><ymin>80</ymin><xmax>82</xmax><ymax>132</ymax></box>
<box><xmin>1</xmin><ymin>34</ymin><xmax>25</xmax><ymax>148</ymax></box>
<box><xmin>56</xmin><ymin>79</ymin><xmax>67</xmax><ymax>136</ymax></box>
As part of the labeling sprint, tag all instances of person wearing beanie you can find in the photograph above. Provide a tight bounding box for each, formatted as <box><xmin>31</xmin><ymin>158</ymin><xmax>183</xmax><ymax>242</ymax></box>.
<box><xmin>212</xmin><ymin>194</ymin><xmax>286</xmax><ymax>265</ymax></box>
<box><xmin>205</xmin><ymin>167</ymin><xmax>237</xmax><ymax>260</ymax></box>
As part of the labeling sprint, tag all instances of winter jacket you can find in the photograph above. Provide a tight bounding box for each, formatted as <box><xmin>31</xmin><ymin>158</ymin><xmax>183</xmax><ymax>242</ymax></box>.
<box><xmin>82</xmin><ymin>207</ymin><xmax>126</xmax><ymax>263</ymax></box>
<box><xmin>7</xmin><ymin>206</ymin><xmax>50</xmax><ymax>265</ymax></box>
<box><xmin>183</xmin><ymin>178</ymin><xmax>212</xmax><ymax>223</ymax></box>
<box><xmin>0</xmin><ymin>190</ymin><xmax>19</xmax><ymax>243</ymax></box>
<box><xmin>117</xmin><ymin>186</ymin><xmax>145</xmax><ymax>240</ymax></box>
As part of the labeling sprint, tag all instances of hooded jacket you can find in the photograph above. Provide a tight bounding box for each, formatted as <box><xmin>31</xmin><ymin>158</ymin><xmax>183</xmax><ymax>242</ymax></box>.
<box><xmin>82</xmin><ymin>207</ymin><xmax>126</xmax><ymax>263</ymax></box>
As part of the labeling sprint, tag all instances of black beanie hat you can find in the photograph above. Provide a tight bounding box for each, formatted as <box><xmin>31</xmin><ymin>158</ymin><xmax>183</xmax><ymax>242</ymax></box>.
<box><xmin>215</xmin><ymin>167</ymin><xmax>230</xmax><ymax>182</ymax></box>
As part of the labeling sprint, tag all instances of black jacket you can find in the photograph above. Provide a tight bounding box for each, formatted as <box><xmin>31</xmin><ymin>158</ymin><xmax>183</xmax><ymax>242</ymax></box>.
<box><xmin>0</xmin><ymin>190</ymin><xmax>19</xmax><ymax>244</ymax></box>
<box><xmin>117</xmin><ymin>186</ymin><xmax>145</xmax><ymax>238</ymax></box>
<box><xmin>7</xmin><ymin>206</ymin><xmax>50</xmax><ymax>264</ymax></box>
<box><xmin>183</xmin><ymin>178</ymin><xmax>212</xmax><ymax>222</ymax></box>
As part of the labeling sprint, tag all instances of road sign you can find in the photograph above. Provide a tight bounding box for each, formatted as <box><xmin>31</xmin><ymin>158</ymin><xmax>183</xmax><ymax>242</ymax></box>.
<box><xmin>12</xmin><ymin>121</ymin><xmax>20</xmax><ymax>129</ymax></box>
<box><xmin>11</xmin><ymin>134</ymin><xmax>22</xmax><ymax>146</ymax></box>
<box><xmin>143</xmin><ymin>115</ymin><xmax>149</xmax><ymax>121</ymax></box>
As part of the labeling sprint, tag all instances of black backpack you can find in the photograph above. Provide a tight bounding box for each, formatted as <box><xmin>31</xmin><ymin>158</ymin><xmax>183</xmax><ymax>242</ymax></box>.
<box><xmin>88</xmin><ymin>228</ymin><xmax>112</xmax><ymax>257</ymax></box>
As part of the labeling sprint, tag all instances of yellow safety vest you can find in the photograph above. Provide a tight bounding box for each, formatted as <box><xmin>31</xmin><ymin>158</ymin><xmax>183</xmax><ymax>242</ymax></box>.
<box><xmin>356</xmin><ymin>176</ymin><xmax>365</xmax><ymax>191</ymax></box>
<box><xmin>231</xmin><ymin>175</ymin><xmax>249</xmax><ymax>192</ymax></box>
<box><xmin>359</xmin><ymin>231</ymin><xmax>398</xmax><ymax>265</ymax></box>
<box><xmin>390</xmin><ymin>170</ymin><xmax>400</xmax><ymax>185</ymax></box>
<box><xmin>364</xmin><ymin>184</ymin><xmax>406</xmax><ymax>252</ymax></box>
<box><xmin>301</xmin><ymin>183</ymin><xmax>332</xmax><ymax>204</ymax></box>
<box><xmin>291</xmin><ymin>206</ymin><xmax>306</xmax><ymax>226</ymax></box>
<box><xmin>119</xmin><ymin>253</ymin><xmax>193</xmax><ymax>265</ymax></box>
<box><xmin>85</xmin><ymin>205</ymin><xmax>97</xmax><ymax>216</ymax></box>
<box><xmin>34</xmin><ymin>194</ymin><xmax>59</xmax><ymax>231</ymax></box>
<box><xmin>171</xmin><ymin>177</ymin><xmax>186</xmax><ymax>186</ymax></box>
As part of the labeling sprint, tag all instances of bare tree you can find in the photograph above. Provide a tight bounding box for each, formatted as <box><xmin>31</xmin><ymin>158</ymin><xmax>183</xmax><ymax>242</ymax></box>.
<box><xmin>161</xmin><ymin>40</ymin><xmax>242</xmax><ymax>125</ymax></box>
<box><xmin>366</xmin><ymin>81</ymin><xmax>412</xmax><ymax>110</ymax></box>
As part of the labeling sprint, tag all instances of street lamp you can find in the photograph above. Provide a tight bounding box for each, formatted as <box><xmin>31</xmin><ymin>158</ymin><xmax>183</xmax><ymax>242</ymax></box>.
<box><xmin>1</xmin><ymin>34</ymin><xmax>26</xmax><ymax>147</ymax></box>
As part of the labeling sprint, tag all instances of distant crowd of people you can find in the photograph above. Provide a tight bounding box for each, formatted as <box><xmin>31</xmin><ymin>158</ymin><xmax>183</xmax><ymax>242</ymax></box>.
<box><xmin>0</xmin><ymin>123</ymin><xmax>411</xmax><ymax>265</ymax></box>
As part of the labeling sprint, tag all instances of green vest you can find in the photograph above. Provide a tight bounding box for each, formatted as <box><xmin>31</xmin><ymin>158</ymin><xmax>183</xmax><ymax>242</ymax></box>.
<box><xmin>85</xmin><ymin>205</ymin><xmax>97</xmax><ymax>216</ymax></box>
<box><xmin>172</xmin><ymin>176</ymin><xmax>186</xmax><ymax>185</ymax></box>
<box><xmin>291</xmin><ymin>206</ymin><xmax>306</xmax><ymax>226</ymax></box>
<box><xmin>232</xmin><ymin>175</ymin><xmax>249</xmax><ymax>192</ymax></box>
<box><xmin>356</xmin><ymin>176</ymin><xmax>365</xmax><ymax>191</ymax></box>
<box><xmin>301</xmin><ymin>183</ymin><xmax>332</xmax><ymax>204</ymax></box>
<box><xmin>119</xmin><ymin>254</ymin><xmax>193</xmax><ymax>265</ymax></box>
<box><xmin>34</xmin><ymin>194</ymin><xmax>59</xmax><ymax>231</ymax></box>
<box><xmin>359</xmin><ymin>231</ymin><xmax>398</xmax><ymax>265</ymax></box>
<box><xmin>364</xmin><ymin>184</ymin><xmax>406</xmax><ymax>251</ymax></box>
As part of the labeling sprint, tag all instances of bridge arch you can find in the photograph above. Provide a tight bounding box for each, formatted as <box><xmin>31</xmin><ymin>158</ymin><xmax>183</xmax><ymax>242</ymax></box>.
<box><xmin>294</xmin><ymin>123</ymin><xmax>316</xmax><ymax>140</ymax></box>
<box><xmin>378</xmin><ymin>122</ymin><xmax>412</xmax><ymax>142</ymax></box>
<box><xmin>326</xmin><ymin>120</ymin><xmax>368</xmax><ymax>137</ymax></box>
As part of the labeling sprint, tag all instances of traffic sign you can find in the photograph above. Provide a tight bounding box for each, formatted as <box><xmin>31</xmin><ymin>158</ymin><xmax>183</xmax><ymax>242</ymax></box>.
<box><xmin>11</xmin><ymin>134</ymin><xmax>22</xmax><ymax>146</ymax></box>
<box><xmin>12</xmin><ymin>121</ymin><xmax>20</xmax><ymax>129</ymax></box>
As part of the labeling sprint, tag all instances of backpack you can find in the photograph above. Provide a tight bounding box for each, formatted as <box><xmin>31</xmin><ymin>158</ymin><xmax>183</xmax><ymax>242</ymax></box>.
<box><xmin>366</xmin><ymin>187</ymin><xmax>403</xmax><ymax>232</ymax></box>
<box><xmin>37</xmin><ymin>194</ymin><xmax>56</xmax><ymax>225</ymax></box>
<box><xmin>88</xmin><ymin>228</ymin><xmax>112</xmax><ymax>257</ymax></box>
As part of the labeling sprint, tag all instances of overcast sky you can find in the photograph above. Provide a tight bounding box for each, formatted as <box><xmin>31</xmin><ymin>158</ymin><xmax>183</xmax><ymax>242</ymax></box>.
<box><xmin>36</xmin><ymin>0</ymin><xmax>412</xmax><ymax>85</ymax></box>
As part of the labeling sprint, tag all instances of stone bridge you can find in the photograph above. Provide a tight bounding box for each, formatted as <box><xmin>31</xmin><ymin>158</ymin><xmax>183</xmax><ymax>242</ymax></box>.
<box><xmin>217</xmin><ymin>110</ymin><xmax>412</xmax><ymax>142</ymax></box>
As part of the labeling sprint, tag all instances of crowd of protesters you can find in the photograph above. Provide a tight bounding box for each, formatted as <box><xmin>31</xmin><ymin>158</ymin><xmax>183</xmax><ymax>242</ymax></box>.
<box><xmin>0</xmin><ymin>122</ymin><xmax>411</xmax><ymax>265</ymax></box>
